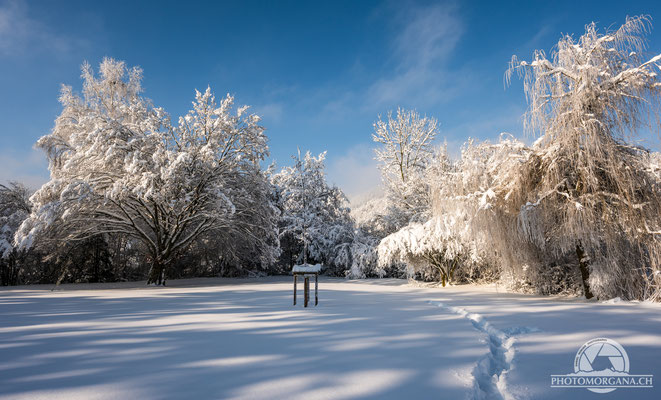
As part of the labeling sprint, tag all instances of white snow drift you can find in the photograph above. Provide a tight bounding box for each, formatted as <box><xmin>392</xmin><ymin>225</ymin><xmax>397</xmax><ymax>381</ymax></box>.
<box><xmin>1</xmin><ymin>277</ymin><xmax>659</xmax><ymax>400</ymax></box>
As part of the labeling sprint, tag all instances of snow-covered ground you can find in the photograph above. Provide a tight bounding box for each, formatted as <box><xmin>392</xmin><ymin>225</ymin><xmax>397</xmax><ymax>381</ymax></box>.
<box><xmin>0</xmin><ymin>277</ymin><xmax>659</xmax><ymax>399</ymax></box>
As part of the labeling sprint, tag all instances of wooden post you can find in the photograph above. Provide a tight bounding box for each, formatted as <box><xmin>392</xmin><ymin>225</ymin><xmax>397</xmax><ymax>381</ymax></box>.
<box><xmin>304</xmin><ymin>277</ymin><xmax>309</xmax><ymax>307</ymax></box>
<box><xmin>315</xmin><ymin>273</ymin><xmax>318</xmax><ymax>306</ymax></box>
<box><xmin>293</xmin><ymin>274</ymin><xmax>297</xmax><ymax>305</ymax></box>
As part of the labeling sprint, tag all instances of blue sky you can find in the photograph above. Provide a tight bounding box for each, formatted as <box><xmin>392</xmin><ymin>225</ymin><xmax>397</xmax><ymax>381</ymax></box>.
<box><xmin>1</xmin><ymin>0</ymin><xmax>660</xmax><ymax>201</ymax></box>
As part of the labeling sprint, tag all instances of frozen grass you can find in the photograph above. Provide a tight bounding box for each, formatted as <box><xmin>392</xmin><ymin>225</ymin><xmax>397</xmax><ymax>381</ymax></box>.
<box><xmin>1</xmin><ymin>277</ymin><xmax>660</xmax><ymax>399</ymax></box>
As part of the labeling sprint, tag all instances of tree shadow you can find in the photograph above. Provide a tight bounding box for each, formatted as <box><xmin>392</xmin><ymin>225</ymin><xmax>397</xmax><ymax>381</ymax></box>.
<box><xmin>0</xmin><ymin>278</ymin><xmax>483</xmax><ymax>399</ymax></box>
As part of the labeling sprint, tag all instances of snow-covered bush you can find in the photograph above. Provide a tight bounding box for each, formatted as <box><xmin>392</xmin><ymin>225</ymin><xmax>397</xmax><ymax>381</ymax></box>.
<box><xmin>378</xmin><ymin>139</ymin><xmax>522</xmax><ymax>286</ymax></box>
<box><xmin>378</xmin><ymin>216</ymin><xmax>471</xmax><ymax>286</ymax></box>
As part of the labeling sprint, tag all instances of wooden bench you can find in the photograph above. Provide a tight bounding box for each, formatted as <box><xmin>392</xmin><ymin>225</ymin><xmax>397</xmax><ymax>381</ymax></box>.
<box><xmin>292</xmin><ymin>264</ymin><xmax>321</xmax><ymax>307</ymax></box>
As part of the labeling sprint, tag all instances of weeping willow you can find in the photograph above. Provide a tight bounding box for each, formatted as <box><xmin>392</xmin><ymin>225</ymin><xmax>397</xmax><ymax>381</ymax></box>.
<box><xmin>499</xmin><ymin>16</ymin><xmax>661</xmax><ymax>300</ymax></box>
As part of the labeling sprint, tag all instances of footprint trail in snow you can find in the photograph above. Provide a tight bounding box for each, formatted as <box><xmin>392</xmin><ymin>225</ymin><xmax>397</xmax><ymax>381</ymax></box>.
<box><xmin>428</xmin><ymin>300</ymin><xmax>539</xmax><ymax>400</ymax></box>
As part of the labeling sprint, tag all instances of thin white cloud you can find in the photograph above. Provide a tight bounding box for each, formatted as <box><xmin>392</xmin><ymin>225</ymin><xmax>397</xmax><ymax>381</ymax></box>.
<box><xmin>365</xmin><ymin>3</ymin><xmax>464</xmax><ymax>110</ymax></box>
<box><xmin>0</xmin><ymin>0</ymin><xmax>26</xmax><ymax>53</ymax></box>
<box><xmin>326</xmin><ymin>143</ymin><xmax>383</xmax><ymax>205</ymax></box>
<box><xmin>0</xmin><ymin>148</ymin><xmax>49</xmax><ymax>190</ymax></box>
<box><xmin>254</xmin><ymin>102</ymin><xmax>285</xmax><ymax>125</ymax></box>
<box><xmin>0</xmin><ymin>0</ymin><xmax>86</xmax><ymax>57</ymax></box>
<box><xmin>304</xmin><ymin>2</ymin><xmax>466</xmax><ymax>125</ymax></box>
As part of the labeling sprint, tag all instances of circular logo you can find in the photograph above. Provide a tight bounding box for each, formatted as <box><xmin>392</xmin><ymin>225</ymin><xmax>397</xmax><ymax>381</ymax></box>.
<box><xmin>574</xmin><ymin>338</ymin><xmax>630</xmax><ymax>393</ymax></box>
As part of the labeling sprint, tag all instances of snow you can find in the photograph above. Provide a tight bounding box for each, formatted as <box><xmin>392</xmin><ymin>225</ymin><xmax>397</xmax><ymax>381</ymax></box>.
<box><xmin>1</xmin><ymin>277</ymin><xmax>660</xmax><ymax>400</ymax></box>
<box><xmin>429</xmin><ymin>300</ymin><xmax>540</xmax><ymax>399</ymax></box>
<box><xmin>292</xmin><ymin>264</ymin><xmax>322</xmax><ymax>273</ymax></box>
<box><xmin>272</xmin><ymin>150</ymin><xmax>352</xmax><ymax>270</ymax></box>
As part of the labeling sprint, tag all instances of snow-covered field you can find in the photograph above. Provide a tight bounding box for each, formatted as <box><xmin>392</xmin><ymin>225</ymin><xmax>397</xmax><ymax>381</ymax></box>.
<box><xmin>1</xmin><ymin>277</ymin><xmax>659</xmax><ymax>400</ymax></box>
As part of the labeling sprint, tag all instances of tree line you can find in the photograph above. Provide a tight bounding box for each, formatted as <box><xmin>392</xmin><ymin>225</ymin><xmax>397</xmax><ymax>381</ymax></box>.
<box><xmin>2</xmin><ymin>16</ymin><xmax>661</xmax><ymax>301</ymax></box>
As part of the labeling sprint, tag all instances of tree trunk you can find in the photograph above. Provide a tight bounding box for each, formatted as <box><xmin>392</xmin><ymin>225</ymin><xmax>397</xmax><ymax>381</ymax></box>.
<box><xmin>576</xmin><ymin>243</ymin><xmax>594</xmax><ymax>299</ymax></box>
<box><xmin>432</xmin><ymin>261</ymin><xmax>447</xmax><ymax>287</ymax></box>
<box><xmin>147</xmin><ymin>258</ymin><xmax>166</xmax><ymax>286</ymax></box>
<box><xmin>2</xmin><ymin>251</ymin><xmax>20</xmax><ymax>286</ymax></box>
<box><xmin>448</xmin><ymin>259</ymin><xmax>458</xmax><ymax>286</ymax></box>
<box><xmin>1</xmin><ymin>262</ymin><xmax>6</xmax><ymax>286</ymax></box>
<box><xmin>10</xmin><ymin>254</ymin><xmax>18</xmax><ymax>286</ymax></box>
<box><xmin>93</xmin><ymin>240</ymin><xmax>100</xmax><ymax>283</ymax></box>
<box><xmin>54</xmin><ymin>265</ymin><xmax>69</xmax><ymax>289</ymax></box>
<box><xmin>10</xmin><ymin>256</ymin><xmax>17</xmax><ymax>286</ymax></box>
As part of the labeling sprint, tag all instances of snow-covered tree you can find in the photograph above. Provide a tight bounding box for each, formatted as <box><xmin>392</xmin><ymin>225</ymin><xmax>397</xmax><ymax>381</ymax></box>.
<box><xmin>650</xmin><ymin>151</ymin><xmax>661</xmax><ymax>181</ymax></box>
<box><xmin>16</xmin><ymin>58</ymin><xmax>277</xmax><ymax>284</ymax></box>
<box><xmin>352</xmin><ymin>109</ymin><xmax>441</xmax><ymax>280</ymax></box>
<box><xmin>372</xmin><ymin>108</ymin><xmax>438</xmax><ymax>229</ymax></box>
<box><xmin>444</xmin><ymin>136</ymin><xmax>531</xmax><ymax>287</ymax></box>
<box><xmin>376</xmin><ymin>143</ymin><xmax>495</xmax><ymax>286</ymax></box>
<box><xmin>502</xmin><ymin>16</ymin><xmax>661</xmax><ymax>300</ymax></box>
<box><xmin>348</xmin><ymin>193</ymin><xmax>399</xmax><ymax>241</ymax></box>
<box><xmin>272</xmin><ymin>150</ymin><xmax>352</xmax><ymax>271</ymax></box>
<box><xmin>0</xmin><ymin>182</ymin><xmax>31</xmax><ymax>257</ymax></box>
<box><xmin>334</xmin><ymin>227</ymin><xmax>382</xmax><ymax>279</ymax></box>
<box><xmin>1</xmin><ymin>182</ymin><xmax>32</xmax><ymax>285</ymax></box>
<box><xmin>337</xmin><ymin>194</ymin><xmax>390</xmax><ymax>278</ymax></box>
